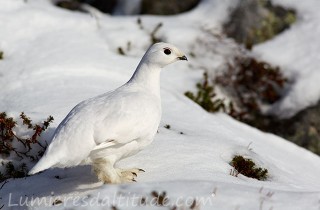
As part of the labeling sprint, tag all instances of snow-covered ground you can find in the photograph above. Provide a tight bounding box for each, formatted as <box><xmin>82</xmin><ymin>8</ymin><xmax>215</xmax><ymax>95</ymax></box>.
<box><xmin>0</xmin><ymin>0</ymin><xmax>320</xmax><ymax>209</ymax></box>
<box><xmin>254</xmin><ymin>0</ymin><xmax>320</xmax><ymax>118</ymax></box>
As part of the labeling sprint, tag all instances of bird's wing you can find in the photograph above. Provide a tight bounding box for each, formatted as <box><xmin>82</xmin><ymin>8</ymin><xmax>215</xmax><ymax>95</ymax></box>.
<box><xmin>92</xmin><ymin>89</ymin><xmax>161</xmax><ymax>146</ymax></box>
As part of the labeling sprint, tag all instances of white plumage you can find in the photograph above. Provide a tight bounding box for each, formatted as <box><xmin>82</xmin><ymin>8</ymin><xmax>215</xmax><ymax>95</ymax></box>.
<box><xmin>28</xmin><ymin>42</ymin><xmax>187</xmax><ymax>183</ymax></box>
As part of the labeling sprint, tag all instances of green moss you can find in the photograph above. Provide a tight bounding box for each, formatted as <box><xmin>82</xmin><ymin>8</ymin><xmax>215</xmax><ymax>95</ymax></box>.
<box><xmin>230</xmin><ymin>155</ymin><xmax>268</xmax><ymax>181</ymax></box>
<box><xmin>185</xmin><ymin>73</ymin><xmax>228</xmax><ymax>113</ymax></box>
<box><xmin>225</xmin><ymin>0</ymin><xmax>297</xmax><ymax>49</ymax></box>
<box><xmin>246</xmin><ymin>0</ymin><xmax>297</xmax><ymax>49</ymax></box>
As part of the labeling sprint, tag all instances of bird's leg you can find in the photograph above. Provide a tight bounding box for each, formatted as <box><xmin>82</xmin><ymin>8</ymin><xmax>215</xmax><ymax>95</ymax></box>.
<box><xmin>116</xmin><ymin>168</ymin><xmax>145</xmax><ymax>182</ymax></box>
<box><xmin>92</xmin><ymin>158</ymin><xmax>145</xmax><ymax>183</ymax></box>
<box><xmin>92</xmin><ymin>158</ymin><xmax>121</xmax><ymax>184</ymax></box>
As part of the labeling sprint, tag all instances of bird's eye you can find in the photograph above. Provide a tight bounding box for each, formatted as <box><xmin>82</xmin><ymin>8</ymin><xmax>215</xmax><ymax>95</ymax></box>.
<box><xmin>164</xmin><ymin>48</ymin><xmax>171</xmax><ymax>55</ymax></box>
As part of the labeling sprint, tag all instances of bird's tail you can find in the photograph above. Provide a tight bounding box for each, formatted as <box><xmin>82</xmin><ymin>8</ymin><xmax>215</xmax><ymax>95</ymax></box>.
<box><xmin>28</xmin><ymin>156</ymin><xmax>56</xmax><ymax>175</ymax></box>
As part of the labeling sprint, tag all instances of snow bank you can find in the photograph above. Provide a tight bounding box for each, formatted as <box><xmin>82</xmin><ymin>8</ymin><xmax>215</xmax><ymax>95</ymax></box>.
<box><xmin>0</xmin><ymin>0</ymin><xmax>319</xmax><ymax>209</ymax></box>
<box><xmin>254</xmin><ymin>0</ymin><xmax>320</xmax><ymax>118</ymax></box>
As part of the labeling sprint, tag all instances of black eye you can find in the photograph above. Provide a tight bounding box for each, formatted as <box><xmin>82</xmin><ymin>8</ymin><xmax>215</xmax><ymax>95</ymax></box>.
<box><xmin>164</xmin><ymin>48</ymin><xmax>171</xmax><ymax>55</ymax></box>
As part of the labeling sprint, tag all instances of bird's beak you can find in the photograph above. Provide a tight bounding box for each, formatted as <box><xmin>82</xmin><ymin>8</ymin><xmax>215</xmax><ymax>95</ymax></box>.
<box><xmin>178</xmin><ymin>55</ymin><xmax>188</xmax><ymax>61</ymax></box>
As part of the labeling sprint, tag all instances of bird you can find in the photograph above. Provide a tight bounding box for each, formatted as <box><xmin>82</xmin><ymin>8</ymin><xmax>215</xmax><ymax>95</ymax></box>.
<box><xmin>28</xmin><ymin>42</ymin><xmax>187</xmax><ymax>184</ymax></box>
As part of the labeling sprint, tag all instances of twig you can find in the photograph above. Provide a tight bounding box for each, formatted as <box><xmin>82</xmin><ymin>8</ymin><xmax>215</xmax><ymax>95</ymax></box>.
<box><xmin>150</xmin><ymin>23</ymin><xmax>163</xmax><ymax>44</ymax></box>
<box><xmin>0</xmin><ymin>180</ymin><xmax>8</xmax><ymax>190</ymax></box>
<box><xmin>0</xmin><ymin>180</ymin><xmax>8</xmax><ymax>209</ymax></box>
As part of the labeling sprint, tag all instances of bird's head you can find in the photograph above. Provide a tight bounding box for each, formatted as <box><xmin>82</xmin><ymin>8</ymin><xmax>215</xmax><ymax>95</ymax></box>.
<box><xmin>143</xmin><ymin>42</ymin><xmax>187</xmax><ymax>68</ymax></box>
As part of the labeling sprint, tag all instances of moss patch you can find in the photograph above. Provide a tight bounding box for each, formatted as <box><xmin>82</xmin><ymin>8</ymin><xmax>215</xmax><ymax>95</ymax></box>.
<box><xmin>185</xmin><ymin>72</ymin><xmax>231</xmax><ymax>113</ymax></box>
<box><xmin>230</xmin><ymin>155</ymin><xmax>268</xmax><ymax>180</ymax></box>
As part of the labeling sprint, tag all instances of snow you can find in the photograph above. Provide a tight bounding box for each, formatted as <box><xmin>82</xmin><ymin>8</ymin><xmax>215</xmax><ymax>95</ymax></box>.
<box><xmin>0</xmin><ymin>0</ymin><xmax>320</xmax><ymax>209</ymax></box>
<box><xmin>254</xmin><ymin>0</ymin><xmax>320</xmax><ymax>118</ymax></box>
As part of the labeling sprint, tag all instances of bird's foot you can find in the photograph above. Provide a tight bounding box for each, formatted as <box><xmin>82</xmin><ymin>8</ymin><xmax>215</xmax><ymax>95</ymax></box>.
<box><xmin>116</xmin><ymin>168</ymin><xmax>145</xmax><ymax>182</ymax></box>
<box><xmin>92</xmin><ymin>158</ymin><xmax>145</xmax><ymax>184</ymax></box>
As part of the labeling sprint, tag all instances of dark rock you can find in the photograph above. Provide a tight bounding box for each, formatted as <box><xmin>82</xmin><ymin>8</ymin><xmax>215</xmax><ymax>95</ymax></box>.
<box><xmin>240</xmin><ymin>102</ymin><xmax>320</xmax><ymax>156</ymax></box>
<box><xmin>55</xmin><ymin>0</ymin><xmax>200</xmax><ymax>15</ymax></box>
<box><xmin>141</xmin><ymin>0</ymin><xmax>200</xmax><ymax>15</ymax></box>
<box><xmin>270</xmin><ymin>104</ymin><xmax>320</xmax><ymax>155</ymax></box>
<box><xmin>55</xmin><ymin>0</ymin><xmax>117</xmax><ymax>14</ymax></box>
<box><xmin>224</xmin><ymin>0</ymin><xmax>266</xmax><ymax>48</ymax></box>
<box><xmin>81</xmin><ymin>0</ymin><xmax>117</xmax><ymax>14</ymax></box>
<box><xmin>224</xmin><ymin>0</ymin><xmax>296</xmax><ymax>49</ymax></box>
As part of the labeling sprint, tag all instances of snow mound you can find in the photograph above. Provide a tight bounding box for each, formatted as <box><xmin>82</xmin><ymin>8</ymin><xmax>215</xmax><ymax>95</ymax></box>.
<box><xmin>0</xmin><ymin>0</ymin><xmax>319</xmax><ymax>209</ymax></box>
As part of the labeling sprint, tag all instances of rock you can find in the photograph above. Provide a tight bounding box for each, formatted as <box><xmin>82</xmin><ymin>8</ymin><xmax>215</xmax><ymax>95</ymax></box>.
<box><xmin>83</xmin><ymin>0</ymin><xmax>117</xmax><ymax>14</ymax></box>
<box><xmin>140</xmin><ymin>0</ymin><xmax>200</xmax><ymax>15</ymax></box>
<box><xmin>270</xmin><ymin>104</ymin><xmax>320</xmax><ymax>155</ymax></box>
<box><xmin>224</xmin><ymin>0</ymin><xmax>296</xmax><ymax>49</ymax></box>
<box><xmin>224</xmin><ymin>0</ymin><xmax>266</xmax><ymax>48</ymax></box>
<box><xmin>54</xmin><ymin>0</ymin><xmax>117</xmax><ymax>14</ymax></box>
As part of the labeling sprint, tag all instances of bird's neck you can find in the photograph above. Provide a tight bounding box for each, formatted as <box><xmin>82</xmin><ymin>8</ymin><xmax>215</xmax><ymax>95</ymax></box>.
<box><xmin>127</xmin><ymin>62</ymin><xmax>161</xmax><ymax>97</ymax></box>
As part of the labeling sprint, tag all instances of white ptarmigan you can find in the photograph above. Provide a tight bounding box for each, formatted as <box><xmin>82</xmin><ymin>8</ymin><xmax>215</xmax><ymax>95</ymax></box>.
<box><xmin>28</xmin><ymin>42</ymin><xmax>187</xmax><ymax>184</ymax></box>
